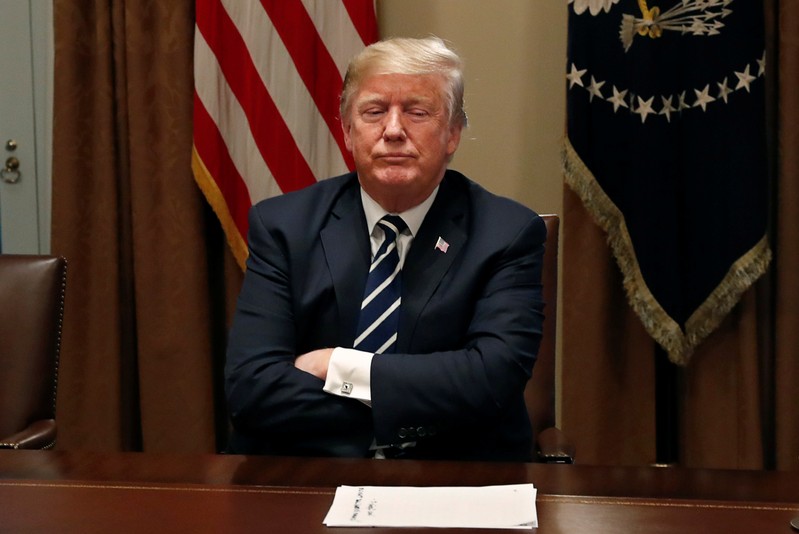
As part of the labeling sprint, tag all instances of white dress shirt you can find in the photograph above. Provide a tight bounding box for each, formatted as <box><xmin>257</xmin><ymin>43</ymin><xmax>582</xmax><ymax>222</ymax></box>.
<box><xmin>322</xmin><ymin>186</ymin><xmax>438</xmax><ymax>405</ymax></box>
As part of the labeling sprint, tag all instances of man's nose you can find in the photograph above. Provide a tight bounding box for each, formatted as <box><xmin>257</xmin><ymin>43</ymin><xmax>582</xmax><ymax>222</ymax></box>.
<box><xmin>382</xmin><ymin>109</ymin><xmax>406</xmax><ymax>141</ymax></box>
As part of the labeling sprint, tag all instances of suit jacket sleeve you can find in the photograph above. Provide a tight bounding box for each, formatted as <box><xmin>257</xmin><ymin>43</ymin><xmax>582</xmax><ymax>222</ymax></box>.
<box><xmin>225</xmin><ymin>196</ymin><xmax>373</xmax><ymax>456</ymax></box>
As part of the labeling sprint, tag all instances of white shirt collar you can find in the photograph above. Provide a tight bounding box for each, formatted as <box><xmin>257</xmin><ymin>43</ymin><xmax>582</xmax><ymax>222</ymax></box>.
<box><xmin>360</xmin><ymin>186</ymin><xmax>439</xmax><ymax>238</ymax></box>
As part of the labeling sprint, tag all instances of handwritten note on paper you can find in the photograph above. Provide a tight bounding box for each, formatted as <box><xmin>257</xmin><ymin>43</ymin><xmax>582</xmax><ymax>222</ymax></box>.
<box><xmin>322</xmin><ymin>484</ymin><xmax>537</xmax><ymax>529</ymax></box>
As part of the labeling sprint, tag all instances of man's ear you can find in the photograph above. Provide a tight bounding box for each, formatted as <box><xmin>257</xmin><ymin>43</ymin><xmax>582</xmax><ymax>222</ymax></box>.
<box><xmin>341</xmin><ymin>116</ymin><xmax>353</xmax><ymax>152</ymax></box>
<box><xmin>446</xmin><ymin>123</ymin><xmax>463</xmax><ymax>157</ymax></box>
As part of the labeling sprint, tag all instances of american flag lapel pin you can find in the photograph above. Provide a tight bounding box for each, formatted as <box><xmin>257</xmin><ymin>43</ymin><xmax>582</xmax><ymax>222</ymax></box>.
<box><xmin>434</xmin><ymin>236</ymin><xmax>450</xmax><ymax>253</ymax></box>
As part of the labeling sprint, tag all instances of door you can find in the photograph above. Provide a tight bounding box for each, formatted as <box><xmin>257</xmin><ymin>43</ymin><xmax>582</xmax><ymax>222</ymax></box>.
<box><xmin>0</xmin><ymin>1</ymin><xmax>52</xmax><ymax>254</ymax></box>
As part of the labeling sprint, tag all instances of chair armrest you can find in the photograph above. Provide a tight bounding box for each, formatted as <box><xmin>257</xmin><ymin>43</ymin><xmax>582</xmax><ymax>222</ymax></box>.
<box><xmin>0</xmin><ymin>419</ymin><xmax>57</xmax><ymax>450</ymax></box>
<box><xmin>536</xmin><ymin>426</ymin><xmax>575</xmax><ymax>464</ymax></box>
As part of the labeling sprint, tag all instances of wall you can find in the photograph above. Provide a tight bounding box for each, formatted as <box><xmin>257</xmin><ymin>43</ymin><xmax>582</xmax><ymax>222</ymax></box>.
<box><xmin>376</xmin><ymin>0</ymin><xmax>568</xmax><ymax>216</ymax></box>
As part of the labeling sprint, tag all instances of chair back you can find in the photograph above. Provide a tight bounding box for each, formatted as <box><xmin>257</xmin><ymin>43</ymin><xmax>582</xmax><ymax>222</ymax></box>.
<box><xmin>0</xmin><ymin>255</ymin><xmax>66</xmax><ymax>448</ymax></box>
<box><xmin>525</xmin><ymin>214</ymin><xmax>559</xmax><ymax>442</ymax></box>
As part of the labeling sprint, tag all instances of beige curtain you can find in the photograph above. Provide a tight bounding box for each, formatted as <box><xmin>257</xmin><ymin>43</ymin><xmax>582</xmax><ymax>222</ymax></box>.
<box><xmin>51</xmin><ymin>0</ymin><xmax>242</xmax><ymax>452</ymax></box>
<box><xmin>561</xmin><ymin>0</ymin><xmax>799</xmax><ymax>470</ymax></box>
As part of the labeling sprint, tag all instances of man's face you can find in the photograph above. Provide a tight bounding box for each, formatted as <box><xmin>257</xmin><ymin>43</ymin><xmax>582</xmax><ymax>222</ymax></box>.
<box><xmin>342</xmin><ymin>73</ymin><xmax>462</xmax><ymax>213</ymax></box>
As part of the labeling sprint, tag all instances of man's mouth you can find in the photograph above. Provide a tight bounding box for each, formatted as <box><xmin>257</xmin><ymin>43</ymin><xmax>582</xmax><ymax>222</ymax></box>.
<box><xmin>378</xmin><ymin>153</ymin><xmax>414</xmax><ymax>160</ymax></box>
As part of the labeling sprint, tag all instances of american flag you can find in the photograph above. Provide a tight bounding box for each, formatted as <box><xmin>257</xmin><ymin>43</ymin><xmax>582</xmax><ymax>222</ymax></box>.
<box><xmin>192</xmin><ymin>0</ymin><xmax>378</xmax><ymax>267</ymax></box>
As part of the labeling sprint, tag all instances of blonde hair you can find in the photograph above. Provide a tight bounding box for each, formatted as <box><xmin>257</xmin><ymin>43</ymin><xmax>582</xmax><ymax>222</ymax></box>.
<box><xmin>340</xmin><ymin>36</ymin><xmax>467</xmax><ymax>128</ymax></box>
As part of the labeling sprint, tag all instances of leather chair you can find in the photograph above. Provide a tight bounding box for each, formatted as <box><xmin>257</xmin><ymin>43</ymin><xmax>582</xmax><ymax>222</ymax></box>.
<box><xmin>0</xmin><ymin>255</ymin><xmax>67</xmax><ymax>449</ymax></box>
<box><xmin>525</xmin><ymin>214</ymin><xmax>575</xmax><ymax>463</ymax></box>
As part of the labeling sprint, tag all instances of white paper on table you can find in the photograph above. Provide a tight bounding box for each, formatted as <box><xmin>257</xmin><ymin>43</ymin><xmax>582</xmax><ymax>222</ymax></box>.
<box><xmin>322</xmin><ymin>483</ymin><xmax>537</xmax><ymax>529</ymax></box>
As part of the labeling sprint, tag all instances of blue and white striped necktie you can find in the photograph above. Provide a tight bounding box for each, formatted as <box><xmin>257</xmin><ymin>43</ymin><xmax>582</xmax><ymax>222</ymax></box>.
<box><xmin>353</xmin><ymin>215</ymin><xmax>407</xmax><ymax>354</ymax></box>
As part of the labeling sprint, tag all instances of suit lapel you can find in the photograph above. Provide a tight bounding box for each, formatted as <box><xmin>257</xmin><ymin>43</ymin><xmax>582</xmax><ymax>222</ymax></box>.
<box><xmin>398</xmin><ymin>175</ymin><xmax>468</xmax><ymax>352</ymax></box>
<box><xmin>320</xmin><ymin>180</ymin><xmax>371</xmax><ymax>345</ymax></box>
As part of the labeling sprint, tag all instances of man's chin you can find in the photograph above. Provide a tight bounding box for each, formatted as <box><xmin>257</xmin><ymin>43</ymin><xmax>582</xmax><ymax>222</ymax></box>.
<box><xmin>373</xmin><ymin>168</ymin><xmax>418</xmax><ymax>186</ymax></box>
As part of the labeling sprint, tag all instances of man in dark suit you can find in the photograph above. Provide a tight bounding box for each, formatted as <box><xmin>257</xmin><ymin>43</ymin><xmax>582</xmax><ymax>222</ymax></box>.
<box><xmin>225</xmin><ymin>36</ymin><xmax>546</xmax><ymax>461</ymax></box>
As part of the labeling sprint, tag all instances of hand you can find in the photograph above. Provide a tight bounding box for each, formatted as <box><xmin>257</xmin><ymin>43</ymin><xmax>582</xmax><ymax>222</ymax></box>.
<box><xmin>294</xmin><ymin>348</ymin><xmax>334</xmax><ymax>380</ymax></box>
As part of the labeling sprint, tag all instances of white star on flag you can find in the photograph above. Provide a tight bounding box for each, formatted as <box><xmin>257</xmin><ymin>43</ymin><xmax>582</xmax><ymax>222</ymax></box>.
<box><xmin>607</xmin><ymin>85</ymin><xmax>628</xmax><ymax>112</ymax></box>
<box><xmin>587</xmin><ymin>76</ymin><xmax>605</xmax><ymax>102</ymax></box>
<box><xmin>435</xmin><ymin>237</ymin><xmax>450</xmax><ymax>253</ymax></box>
<box><xmin>659</xmin><ymin>95</ymin><xmax>676</xmax><ymax>123</ymax></box>
<box><xmin>693</xmin><ymin>84</ymin><xmax>716</xmax><ymax>111</ymax></box>
<box><xmin>634</xmin><ymin>95</ymin><xmax>655</xmax><ymax>123</ymax></box>
<box><xmin>566</xmin><ymin>63</ymin><xmax>587</xmax><ymax>89</ymax></box>
<box><xmin>734</xmin><ymin>64</ymin><xmax>756</xmax><ymax>92</ymax></box>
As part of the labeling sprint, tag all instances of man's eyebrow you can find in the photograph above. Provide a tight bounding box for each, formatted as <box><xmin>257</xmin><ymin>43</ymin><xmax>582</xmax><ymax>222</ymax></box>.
<box><xmin>356</xmin><ymin>94</ymin><xmax>437</xmax><ymax>108</ymax></box>
<box><xmin>356</xmin><ymin>95</ymin><xmax>387</xmax><ymax>108</ymax></box>
<box><xmin>404</xmin><ymin>96</ymin><xmax>435</xmax><ymax>107</ymax></box>
<box><xmin>357</xmin><ymin>97</ymin><xmax>386</xmax><ymax>109</ymax></box>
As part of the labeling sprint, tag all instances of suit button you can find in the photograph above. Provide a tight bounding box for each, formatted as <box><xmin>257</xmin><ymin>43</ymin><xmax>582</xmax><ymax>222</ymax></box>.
<box><xmin>407</xmin><ymin>427</ymin><xmax>417</xmax><ymax>438</ymax></box>
<box><xmin>428</xmin><ymin>426</ymin><xmax>437</xmax><ymax>436</ymax></box>
<box><xmin>398</xmin><ymin>428</ymin><xmax>407</xmax><ymax>439</ymax></box>
<box><xmin>416</xmin><ymin>427</ymin><xmax>427</xmax><ymax>437</ymax></box>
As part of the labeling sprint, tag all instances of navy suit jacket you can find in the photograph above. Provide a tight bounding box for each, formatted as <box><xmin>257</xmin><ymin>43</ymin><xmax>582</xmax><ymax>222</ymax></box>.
<box><xmin>225</xmin><ymin>169</ymin><xmax>546</xmax><ymax>461</ymax></box>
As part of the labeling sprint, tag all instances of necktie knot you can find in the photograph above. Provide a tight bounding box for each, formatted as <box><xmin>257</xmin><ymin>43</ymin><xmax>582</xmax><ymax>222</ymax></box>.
<box><xmin>377</xmin><ymin>215</ymin><xmax>407</xmax><ymax>244</ymax></box>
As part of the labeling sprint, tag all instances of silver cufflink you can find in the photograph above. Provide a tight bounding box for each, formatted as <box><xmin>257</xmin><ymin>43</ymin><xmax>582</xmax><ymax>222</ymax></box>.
<box><xmin>341</xmin><ymin>382</ymin><xmax>353</xmax><ymax>395</ymax></box>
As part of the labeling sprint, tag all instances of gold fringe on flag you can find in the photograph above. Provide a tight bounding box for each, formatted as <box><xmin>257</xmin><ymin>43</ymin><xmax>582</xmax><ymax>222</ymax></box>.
<box><xmin>191</xmin><ymin>146</ymin><xmax>249</xmax><ymax>271</ymax></box>
<box><xmin>562</xmin><ymin>137</ymin><xmax>771</xmax><ymax>366</ymax></box>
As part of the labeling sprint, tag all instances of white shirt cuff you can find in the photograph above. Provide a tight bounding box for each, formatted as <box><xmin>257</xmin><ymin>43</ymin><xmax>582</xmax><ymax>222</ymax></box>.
<box><xmin>323</xmin><ymin>347</ymin><xmax>374</xmax><ymax>405</ymax></box>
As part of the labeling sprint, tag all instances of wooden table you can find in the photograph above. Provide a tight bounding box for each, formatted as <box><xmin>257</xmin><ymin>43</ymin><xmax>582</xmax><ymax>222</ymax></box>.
<box><xmin>1</xmin><ymin>450</ymin><xmax>798</xmax><ymax>533</ymax></box>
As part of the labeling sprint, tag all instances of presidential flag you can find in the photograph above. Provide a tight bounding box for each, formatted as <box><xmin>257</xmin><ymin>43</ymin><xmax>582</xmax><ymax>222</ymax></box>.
<box><xmin>192</xmin><ymin>0</ymin><xmax>378</xmax><ymax>268</ymax></box>
<box><xmin>563</xmin><ymin>0</ymin><xmax>771</xmax><ymax>365</ymax></box>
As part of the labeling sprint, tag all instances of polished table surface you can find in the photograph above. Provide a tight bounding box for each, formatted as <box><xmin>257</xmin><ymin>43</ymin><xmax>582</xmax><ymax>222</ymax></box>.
<box><xmin>1</xmin><ymin>450</ymin><xmax>798</xmax><ymax>533</ymax></box>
